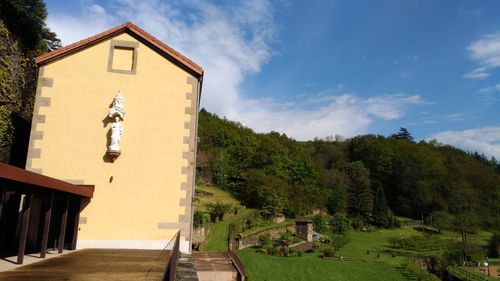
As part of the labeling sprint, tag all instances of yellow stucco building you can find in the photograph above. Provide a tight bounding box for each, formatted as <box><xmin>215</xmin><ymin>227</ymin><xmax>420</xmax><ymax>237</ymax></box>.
<box><xmin>26</xmin><ymin>22</ymin><xmax>203</xmax><ymax>253</ymax></box>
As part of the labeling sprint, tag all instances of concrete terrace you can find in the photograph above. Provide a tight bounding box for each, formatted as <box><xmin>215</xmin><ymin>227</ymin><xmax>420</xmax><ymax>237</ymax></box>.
<box><xmin>0</xmin><ymin>249</ymin><xmax>170</xmax><ymax>281</ymax></box>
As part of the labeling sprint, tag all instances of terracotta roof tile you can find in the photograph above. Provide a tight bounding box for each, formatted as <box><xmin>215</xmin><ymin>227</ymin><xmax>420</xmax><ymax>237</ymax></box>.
<box><xmin>35</xmin><ymin>22</ymin><xmax>203</xmax><ymax>77</ymax></box>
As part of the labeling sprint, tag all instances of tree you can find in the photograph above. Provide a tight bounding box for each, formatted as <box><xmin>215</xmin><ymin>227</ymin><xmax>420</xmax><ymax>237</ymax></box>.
<box><xmin>372</xmin><ymin>185</ymin><xmax>389</xmax><ymax>227</ymax></box>
<box><xmin>392</xmin><ymin>127</ymin><xmax>414</xmax><ymax>141</ymax></box>
<box><xmin>0</xmin><ymin>0</ymin><xmax>60</xmax><ymax>53</ymax></box>
<box><xmin>345</xmin><ymin>161</ymin><xmax>373</xmax><ymax>219</ymax></box>
<box><xmin>313</xmin><ymin>214</ymin><xmax>329</xmax><ymax>234</ymax></box>
<box><xmin>487</xmin><ymin>232</ymin><xmax>500</xmax><ymax>258</ymax></box>
<box><xmin>326</xmin><ymin>187</ymin><xmax>346</xmax><ymax>214</ymax></box>
<box><xmin>241</xmin><ymin>170</ymin><xmax>288</xmax><ymax>217</ymax></box>
<box><xmin>428</xmin><ymin>211</ymin><xmax>452</xmax><ymax>233</ymax></box>
<box><xmin>448</xmin><ymin>181</ymin><xmax>482</xmax><ymax>265</ymax></box>
<box><xmin>330</xmin><ymin>213</ymin><xmax>352</xmax><ymax>235</ymax></box>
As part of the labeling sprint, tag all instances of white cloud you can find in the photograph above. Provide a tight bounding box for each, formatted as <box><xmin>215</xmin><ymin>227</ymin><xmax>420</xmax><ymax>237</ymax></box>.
<box><xmin>47</xmin><ymin>1</ymin><xmax>423</xmax><ymax>140</ymax></box>
<box><xmin>464</xmin><ymin>32</ymin><xmax>500</xmax><ymax>79</ymax></box>
<box><xmin>477</xmin><ymin>85</ymin><xmax>499</xmax><ymax>105</ymax></box>
<box><xmin>48</xmin><ymin>0</ymin><xmax>274</xmax><ymax>120</ymax></box>
<box><xmin>235</xmin><ymin>92</ymin><xmax>424</xmax><ymax>140</ymax></box>
<box><xmin>430</xmin><ymin>127</ymin><xmax>500</xmax><ymax>159</ymax></box>
<box><xmin>463</xmin><ymin>67</ymin><xmax>490</xmax><ymax>80</ymax></box>
<box><xmin>47</xmin><ymin>4</ymin><xmax>117</xmax><ymax>45</ymax></box>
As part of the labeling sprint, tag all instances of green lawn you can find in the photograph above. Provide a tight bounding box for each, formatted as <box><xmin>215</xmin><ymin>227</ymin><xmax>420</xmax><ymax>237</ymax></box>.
<box><xmin>238</xmin><ymin>249</ymin><xmax>409</xmax><ymax>281</ymax></box>
<box><xmin>237</xmin><ymin>227</ymin><xmax>441</xmax><ymax>281</ymax></box>
<box><xmin>342</xmin><ymin>228</ymin><xmax>423</xmax><ymax>265</ymax></box>
<box><xmin>203</xmin><ymin>208</ymin><xmax>254</xmax><ymax>252</ymax></box>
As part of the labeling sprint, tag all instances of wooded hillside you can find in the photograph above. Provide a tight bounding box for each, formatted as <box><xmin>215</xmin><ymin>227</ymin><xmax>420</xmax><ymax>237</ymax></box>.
<box><xmin>197</xmin><ymin>109</ymin><xmax>500</xmax><ymax>231</ymax></box>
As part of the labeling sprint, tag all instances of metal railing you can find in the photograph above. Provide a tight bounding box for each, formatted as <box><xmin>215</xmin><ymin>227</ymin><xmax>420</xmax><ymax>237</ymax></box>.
<box><xmin>162</xmin><ymin>231</ymin><xmax>181</xmax><ymax>281</ymax></box>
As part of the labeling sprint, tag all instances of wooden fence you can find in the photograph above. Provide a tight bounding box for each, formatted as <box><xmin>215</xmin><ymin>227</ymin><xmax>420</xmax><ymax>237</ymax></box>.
<box><xmin>226</xmin><ymin>250</ymin><xmax>248</xmax><ymax>281</ymax></box>
<box><xmin>448</xmin><ymin>266</ymin><xmax>496</xmax><ymax>281</ymax></box>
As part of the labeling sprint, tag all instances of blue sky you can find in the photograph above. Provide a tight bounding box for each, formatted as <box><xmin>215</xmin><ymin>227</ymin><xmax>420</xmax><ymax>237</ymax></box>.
<box><xmin>45</xmin><ymin>0</ymin><xmax>500</xmax><ymax>159</ymax></box>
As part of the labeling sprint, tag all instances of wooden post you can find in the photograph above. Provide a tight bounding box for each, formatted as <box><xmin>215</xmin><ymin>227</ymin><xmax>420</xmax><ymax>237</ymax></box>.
<box><xmin>58</xmin><ymin>194</ymin><xmax>69</xmax><ymax>254</ymax></box>
<box><xmin>70</xmin><ymin>197</ymin><xmax>81</xmax><ymax>250</ymax></box>
<box><xmin>0</xmin><ymin>186</ymin><xmax>4</xmax><ymax>219</ymax></box>
<box><xmin>40</xmin><ymin>192</ymin><xmax>53</xmax><ymax>258</ymax></box>
<box><xmin>17</xmin><ymin>190</ymin><xmax>32</xmax><ymax>264</ymax></box>
<box><xmin>0</xmin><ymin>188</ymin><xmax>5</xmax><ymax>251</ymax></box>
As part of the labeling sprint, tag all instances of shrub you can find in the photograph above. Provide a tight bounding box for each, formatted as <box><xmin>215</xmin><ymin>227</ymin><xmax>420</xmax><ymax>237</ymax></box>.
<box><xmin>206</xmin><ymin>201</ymin><xmax>232</xmax><ymax>222</ymax></box>
<box><xmin>351</xmin><ymin>216</ymin><xmax>367</xmax><ymax>230</ymax></box>
<box><xmin>259</xmin><ymin>245</ymin><xmax>273</xmax><ymax>254</ymax></box>
<box><xmin>280</xmin><ymin>230</ymin><xmax>293</xmax><ymax>241</ymax></box>
<box><xmin>312</xmin><ymin>241</ymin><xmax>322</xmax><ymax>251</ymax></box>
<box><xmin>193</xmin><ymin>211</ymin><xmax>208</xmax><ymax>229</ymax></box>
<box><xmin>313</xmin><ymin>214</ymin><xmax>329</xmax><ymax>234</ymax></box>
<box><xmin>258</xmin><ymin>233</ymin><xmax>271</xmax><ymax>246</ymax></box>
<box><xmin>403</xmin><ymin>259</ymin><xmax>440</xmax><ymax>281</ymax></box>
<box><xmin>321</xmin><ymin>247</ymin><xmax>336</xmax><ymax>258</ymax></box>
<box><xmin>330</xmin><ymin>234</ymin><xmax>349</xmax><ymax>254</ymax></box>
<box><xmin>283</xmin><ymin>247</ymin><xmax>290</xmax><ymax>257</ymax></box>
<box><xmin>330</xmin><ymin>213</ymin><xmax>351</xmax><ymax>235</ymax></box>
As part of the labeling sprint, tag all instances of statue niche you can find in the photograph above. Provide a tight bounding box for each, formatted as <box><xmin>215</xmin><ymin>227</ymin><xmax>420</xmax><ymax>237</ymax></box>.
<box><xmin>106</xmin><ymin>91</ymin><xmax>125</xmax><ymax>162</ymax></box>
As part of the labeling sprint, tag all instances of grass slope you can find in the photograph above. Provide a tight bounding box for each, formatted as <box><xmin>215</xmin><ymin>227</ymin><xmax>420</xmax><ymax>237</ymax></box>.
<box><xmin>195</xmin><ymin>185</ymin><xmax>241</xmax><ymax>212</ymax></box>
<box><xmin>203</xmin><ymin>208</ymin><xmax>253</xmax><ymax>252</ymax></box>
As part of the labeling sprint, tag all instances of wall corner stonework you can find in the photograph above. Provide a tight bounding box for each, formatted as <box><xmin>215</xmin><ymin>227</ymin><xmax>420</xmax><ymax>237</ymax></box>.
<box><xmin>178</xmin><ymin>75</ymin><xmax>199</xmax><ymax>245</ymax></box>
<box><xmin>26</xmin><ymin>67</ymin><xmax>52</xmax><ymax>174</ymax></box>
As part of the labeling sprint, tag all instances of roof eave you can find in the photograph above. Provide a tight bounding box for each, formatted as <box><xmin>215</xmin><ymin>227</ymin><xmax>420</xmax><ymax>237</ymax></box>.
<box><xmin>35</xmin><ymin>22</ymin><xmax>203</xmax><ymax>77</ymax></box>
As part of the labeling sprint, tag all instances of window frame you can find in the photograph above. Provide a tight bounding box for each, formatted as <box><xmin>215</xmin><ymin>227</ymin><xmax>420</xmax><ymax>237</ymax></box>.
<box><xmin>107</xmin><ymin>40</ymin><xmax>139</xmax><ymax>74</ymax></box>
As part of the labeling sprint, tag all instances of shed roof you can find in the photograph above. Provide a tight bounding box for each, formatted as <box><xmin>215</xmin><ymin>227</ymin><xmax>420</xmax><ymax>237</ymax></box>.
<box><xmin>35</xmin><ymin>22</ymin><xmax>203</xmax><ymax>77</ymax></box>
<box><xmin>0</xmin><ymin>163</ymin><xmax>94</xmax><ymax>198</ymax></box>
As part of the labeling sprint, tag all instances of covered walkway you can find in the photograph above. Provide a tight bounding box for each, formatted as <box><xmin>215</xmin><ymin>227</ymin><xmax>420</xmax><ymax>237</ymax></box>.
<box><xmin>0</xmin><ymin>163</ymin><xmax>94</xmax><ymax>264</ymax></box>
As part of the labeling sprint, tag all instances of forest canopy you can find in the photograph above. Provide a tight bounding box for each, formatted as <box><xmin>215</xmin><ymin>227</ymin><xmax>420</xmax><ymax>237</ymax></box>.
<box><xmin>197</xmin><ymin>110</ymin><xmax>500</xmax><ymax>231</ymax></box>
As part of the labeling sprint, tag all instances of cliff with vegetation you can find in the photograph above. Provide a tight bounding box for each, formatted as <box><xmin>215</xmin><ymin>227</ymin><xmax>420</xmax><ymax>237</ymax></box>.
<box><xmin>0</xmin><ymin>0</ymin><xmax>60</xmax><ymax>163</ymax></box>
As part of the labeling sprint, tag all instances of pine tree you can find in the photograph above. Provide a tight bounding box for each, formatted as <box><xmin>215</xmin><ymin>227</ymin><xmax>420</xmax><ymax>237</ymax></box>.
<box><xmin>372</xmin><ymin>185</ymin><xmax>389</xmax><ymax>227</ymax></box>
<box><xmin>392</xmin><ymin>127</ymin><xmax>413</xmax><ymax>141</ymax></box>
<box><xmin>346</xmin><ymin>161</ymin><xmax>373</xmax><ymax>218</ymax></box>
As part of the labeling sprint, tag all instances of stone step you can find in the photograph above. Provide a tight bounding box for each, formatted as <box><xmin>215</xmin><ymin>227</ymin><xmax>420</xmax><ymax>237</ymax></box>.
<box><xmin>175</xmin><ymin>254</ymin><xmax>199</xmax><ymax>281</ymax></box>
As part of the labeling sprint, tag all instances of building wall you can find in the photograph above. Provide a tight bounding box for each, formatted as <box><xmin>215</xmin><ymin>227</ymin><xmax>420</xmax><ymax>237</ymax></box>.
<box><xmin>26</xmin><ymin>33</ymin><xmax>199</xmax><ymax>252</ymax></box>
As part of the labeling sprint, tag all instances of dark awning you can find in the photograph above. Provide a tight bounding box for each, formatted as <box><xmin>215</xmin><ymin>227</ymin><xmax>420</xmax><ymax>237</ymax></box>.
<box><xmin>0</xmin><ymin>163</ymin><xmax>94</xmax><ymax>198</ymax></box>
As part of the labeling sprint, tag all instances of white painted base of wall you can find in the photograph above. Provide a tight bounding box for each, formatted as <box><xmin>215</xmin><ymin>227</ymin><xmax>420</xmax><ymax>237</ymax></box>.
<box><xmin>77</xmin><ymin>240</ymin><xmax>191</xmax><ymax>253</ymax></box>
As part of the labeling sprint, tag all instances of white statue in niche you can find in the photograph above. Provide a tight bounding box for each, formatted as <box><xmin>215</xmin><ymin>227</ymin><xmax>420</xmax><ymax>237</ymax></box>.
<box><xmin>108</xmin><ymin>90</ymin><xmax>125</xmax><ymax>119</ymax></box>
<box><xmin>109</xmin><ymin>116</ymin><xmax>123</xmax><ymax>151</ymax></box>
<box><xmin>107</xmin><ymin>91</ymin><xmax>125</xmax><ymax>154</ymax></box>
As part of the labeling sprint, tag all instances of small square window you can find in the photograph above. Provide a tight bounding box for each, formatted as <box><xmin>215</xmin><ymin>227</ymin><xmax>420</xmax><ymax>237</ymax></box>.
<box><xmin>108</xmin><ymin>40</ymin><xmax>139</xmax><ymax>74</ymax></box>
<box><xmin>112</xmin><ymin>47</ymin><xmax>134</xmax><ymax>71</ymax></box>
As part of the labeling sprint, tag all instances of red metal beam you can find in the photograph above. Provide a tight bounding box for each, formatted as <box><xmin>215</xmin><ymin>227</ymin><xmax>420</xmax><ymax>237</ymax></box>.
<box><xmin>0</xmin><ymin>163</ymin><xmax>94</xmax><ymax>198</ymax></box>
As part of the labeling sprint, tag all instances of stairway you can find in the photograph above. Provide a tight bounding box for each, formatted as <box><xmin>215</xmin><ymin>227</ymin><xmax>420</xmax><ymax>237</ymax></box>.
<box><xmin>176</xmin><ymin>253</ymin><xmax>199</xmax><ymax>281</ymax></box>
<box><xmin>192</xmin><ymin>252</ymin><xmax>238</xmax><ymax>281</ymax></box>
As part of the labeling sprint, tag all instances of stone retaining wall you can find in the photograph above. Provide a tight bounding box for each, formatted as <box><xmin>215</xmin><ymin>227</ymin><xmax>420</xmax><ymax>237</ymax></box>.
<box><xmin>237</xmin><ymin>225</ymin><xmax>295</xmax><ymax>249</ymax></box>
